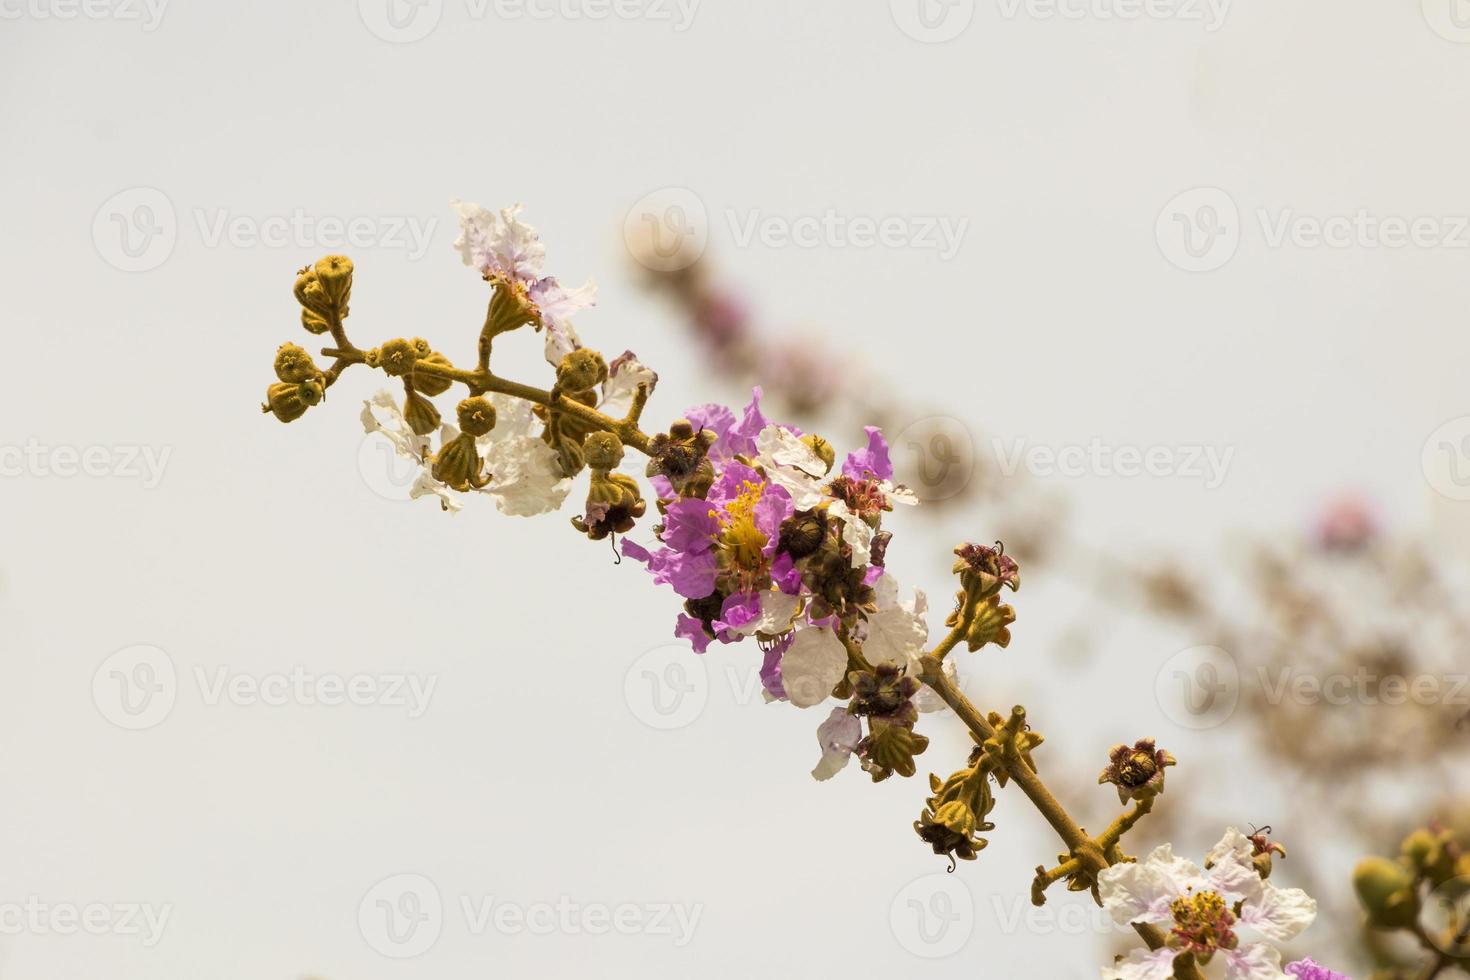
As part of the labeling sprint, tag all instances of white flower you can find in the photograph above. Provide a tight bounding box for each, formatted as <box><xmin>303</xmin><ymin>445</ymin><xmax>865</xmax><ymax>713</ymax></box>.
<box><xmin>826</xmin><ymin>499</ymin><xmax>874</xmax><ymax>568</ymax></box>
<box><xmin>779</xmin><ymin>626</ymin><xmax>848</xmax><ymax>708</ymax></box>
<box><xmin>860</xmin><ymin>574</ymin><xmax>930</xmax><ymax>667</ymax></box>
<box><xmin>451</xmin><ymin>200</ymin><xmax>545</xmax><ymax>281</ymax></box>
<box><xmin>754</xmin><ymin>425</ymin><xmax>828</xmax><ymax>509</ymax></box>
<box><xmin>1098</xmin><ymin>828</ymin><xmax>1317</xmax><ymax>980</ymax></box>
<box><xmin>450</xmin><ymin>200</ymin><xmax>596</xmax><ymax>366</ymax></box>
<box><xmin>360</xmin><ymin>391</ymin><xmax>461</xmax><ymax>513</ymax></box>
<box><xmin>725</xmin><ymin>591</ymin><xmax>801</xmax><ymax>638</ymax></box>
<box><xmin>361</xmin><ymin>390</ymin><xmax>573</xmax><ymax>517</ymax></box>
<box><xmin>811</xmin><ymin>705</ymin><xmax>862</xmax><ymax>781</ymax></box>
<box><xmin>600</xmin><ymin>352</ymin><xmax>659</xmax><ymax>420</ymax></box>
<box><xmin>475</xmin><ymin>394</ymin><xmax>573</xmax><ymax>517</ymax></box>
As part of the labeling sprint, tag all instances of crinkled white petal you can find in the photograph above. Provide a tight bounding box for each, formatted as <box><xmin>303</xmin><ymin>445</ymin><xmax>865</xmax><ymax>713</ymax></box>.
<box><xmin>1223</xmin><ymin>943</ymin><xmax>1287</xmax><ymax>980</ymax></box>
<box><xmin>884</xmin><ymin>483</ymin><xmax>920</xmax><ymax>506</ymax></box>
<box><xmin>600</xmin><ymin>352</ymin><xmax>658</xmax><ymax>419</ymax></box>
<box><xmin>409</xmin><ymin>470</ymin><xmax>461</xmax><ymax>513</ymax></box>
<box><xmin>1098</xmin><ymin>843</ymin><xmax>1203</xmax><ymax>926</ymax></box>
<box><xmin>483</xmin><ymin>434</ymin><xmax>573</xmax><ymax>517</ymax></box>
<box><xmin>1101</xmin><ymin>947</ymin><xmax>1178</xmax><ymax>980</ymax></box>
<box><xmin>756</xmin><ymin>425</ymin><xmax>829</xmax><ymax>476</ymax></box>
<box><xmin>361</xmin><ymin>389</ymin><xmax>430</xmax><ymax>460</ymax></box>
<box><xmin>729</xmin><ymin>591</ymin><xmax>801</xmax><ymax>637</ymax></box>
<box><xmin>1206</xmin><ymin>827</ymin><xmax>1256</xmax><ymax>870</ymax></box>
<box><xmin>450</xmin><ymin>200</ymin><xmax>545</xmax><ymax>281</ymax></box>
<box><xmin>1241</xmin><ymin>882</ymin><xmax>1317</xmax><ymax>943</ymax></box>
<box><xmin>861</xmin><ymin>575</ymin><xmax>929</xmax><ymax>667</ymax></box>
<box><xmin>531</xmin><ymin>277</ymin><xmax>596</xmax><ymax>366</ymax></box>
<box><xmin>780</xmin><ymin>626</ymin><xmax>848</xmax><ymax>708</ymax></box>
<box><xmin>754</xmin><ymin>426</ymin><xmax>829</xmax><ymax>510</ymax></box>
<box><xmin>810</xmin><ymin>706</ymin><xmax>862</xmax><ymax>781</ymax></box>
<box><xmin>1203</xmin><ymin>832</ymin><xmax>1267</xmax><ymax>907</ymax></box>
<box><xmin>827</xmin><ymin>500</ymin><xmax>873</xmax><ymax>568</ymax></box>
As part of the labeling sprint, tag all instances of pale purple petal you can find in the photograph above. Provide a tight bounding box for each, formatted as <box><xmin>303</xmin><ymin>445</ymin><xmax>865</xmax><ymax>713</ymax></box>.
<box><xmin>662</xmin><ymin>498</ymin><xmax>720</xmax><ymax>553</ymax></box>
<box><xmin>713</xmin><ymin>591</ymin><xmax>762</xmax><ymax>634</ymax></box>
<box><xmin>723</xmin><ymin>386</ymin><xmax>770</xmax><ymax>458</ymax></box>
<box><xmin>843</xmin><ymin>425</ymin><xmax>893</xmax><ymax>481</ymax></box>
<box><xmin>675</xmin><ymin>614</ymin><xmax>713</xmax><ymax>654</ymax></box>
<box><xmin>771</xmin><ymin>551</ymin><xmax>803</xmax><ymax>594</ymax></box>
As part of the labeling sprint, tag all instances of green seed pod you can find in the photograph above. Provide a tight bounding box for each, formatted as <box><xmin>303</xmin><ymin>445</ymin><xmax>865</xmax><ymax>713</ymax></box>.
<box><xmin>584</xmin><ymin>431</ymin><xmax>625</xmax><ymax>470</ymax></box>
<box><xmin>403</xmin><ymin>390</ymin><xmax>441</xmax><ymax>437</ymax></box>
<box><xmin>1353</xmin><ymin>857</ymin><xmax>1420</xmax><ymax>930</ymax></box>
<box><xmin>378</xmin><ymin>338</ymin><xmax>419</xmax><ymax>377</ymax></box>
<box><xmin>274</xmin><ymin>343</ymin><xmax>321</xmax><ymax>384</ymax></box>
<box><xmin>456</xmin><ymin>397</ymin><xmax>497</xmax><ymax>437</ymax></box>
<box><xmin>556</xmin><ymin>349</ymin><xmax>608</xmax><ymax>394</ymax></box>
<box><xmin>412</xmin><ymin>352</ymin><xmax>455</xmax><ymax>396</ymax></box>
<box><xmin>313</xmin><ymin>255</ymin><xmax>353</xmax><ymax>309</ymax></box>
<box><xmin>262</xmin><ymin>380</ymin><xmax>323</xmax><ymax>423</ymax></box>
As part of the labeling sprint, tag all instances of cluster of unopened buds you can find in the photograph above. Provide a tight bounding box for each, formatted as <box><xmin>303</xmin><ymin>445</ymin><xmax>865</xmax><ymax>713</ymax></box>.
<box><xmin>261</xmin><ymin>201</ymin><xmax>1348</xmax><ymax>979</ymax></box>
<box><xmin>1353</xmin><ymin>821</ymin><xmax>1470</xmax><ymax>978</ymax></box>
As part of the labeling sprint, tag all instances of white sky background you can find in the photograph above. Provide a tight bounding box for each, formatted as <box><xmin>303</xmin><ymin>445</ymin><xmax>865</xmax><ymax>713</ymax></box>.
<box><xmin>3</xmin><ymin>0</ymin><xmax>1470</xmax><ymax>976</ymax></box>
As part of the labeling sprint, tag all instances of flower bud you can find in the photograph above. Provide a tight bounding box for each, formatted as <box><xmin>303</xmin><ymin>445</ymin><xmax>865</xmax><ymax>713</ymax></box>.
<box><xmin>556</xmin><ymin>349</ymin><xmax>608</xmax><ymax>394</ymax></box>
<box><xmin>432</xmin><ymin>432</ymin><xmax>485</xmax><ymax>492</ymax></box>
<box><xmin>404</xmin><ymin>390</ymin><xmax>441</xmax><ymax>436</ymax></box>
<box><xmin>1353</xmin><ymin>857</ymin><xmax>1420</xmax><ymax>930</ymax></box>
<box><xmin>456</xmin><ymin>397</ymin><xmax>497</xmax><ymax>437</ymax></box>
<box><xmin>377</xmin><ymin>338</ymin><xmax>419</xmax><ymax>377</ymax></box>
<box><xmin>411</xmin><ymin>352</ymin><xmax>455</xmax><ymax>396</ymax></box>
<box><xmin>262</xmin><ymin>379</ymin><xmax>323</xmax><ymax>423</ymax></box>
<box><xmin>293</xmin><ymin>265</ymin><xmax>331</xmax><ymax>318</ymax></box>
<box><xmin>300</xmin><ymin>308</ymin><xmax>331</xmax><ymax>335</ymax></box>
<box><xmin>274</xmin><ymin>343</ymin><xmax>321</xmax><ymax>384</ymax></box>
<box><xmin>313</xmin><ymin>255</ymin><xmax>353</xmax><ymax>309</ymax></box>
<box><xmin>584</xmin><ymin>431</ymin><xmax>625</xmax><ymax>471</ymax></box>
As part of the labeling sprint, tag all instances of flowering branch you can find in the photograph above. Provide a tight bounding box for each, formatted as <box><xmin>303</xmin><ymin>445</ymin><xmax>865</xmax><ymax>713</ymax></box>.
<box><xmin>260</xmin><ymin>201</ymin><xmax>1342</xmax><ymax>979</ymax></box>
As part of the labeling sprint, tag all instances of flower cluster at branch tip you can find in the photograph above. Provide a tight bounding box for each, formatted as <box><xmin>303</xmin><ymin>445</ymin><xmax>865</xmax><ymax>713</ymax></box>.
<box><xmin>259</xmin><ymin>200</ymin><xmax>1352</xmax><ymax>979</ymax></box>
